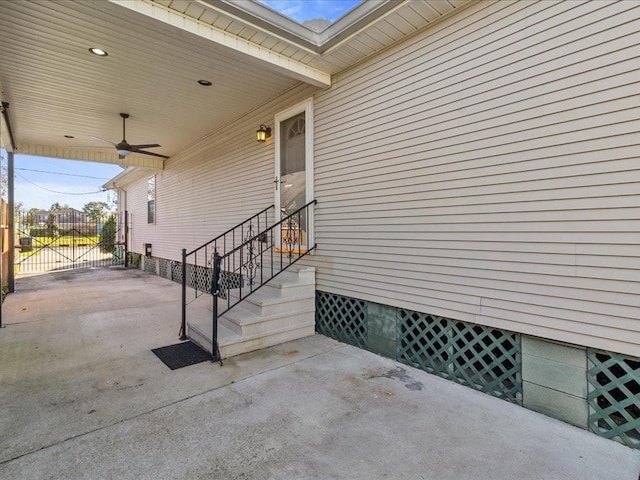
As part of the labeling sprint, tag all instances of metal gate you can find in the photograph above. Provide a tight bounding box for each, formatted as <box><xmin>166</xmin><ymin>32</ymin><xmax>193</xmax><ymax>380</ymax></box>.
<box><xmin>15</xmin><ymin>209</ymin><xmax>126</xmax><ymax>274</ymax></box>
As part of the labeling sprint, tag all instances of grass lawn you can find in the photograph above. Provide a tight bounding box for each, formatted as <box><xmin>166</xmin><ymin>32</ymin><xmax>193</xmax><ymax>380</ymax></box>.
<box><xmin>23</xmin><ymin>235</ymin><xmax>101</xmax><ymax>248</ymax></box>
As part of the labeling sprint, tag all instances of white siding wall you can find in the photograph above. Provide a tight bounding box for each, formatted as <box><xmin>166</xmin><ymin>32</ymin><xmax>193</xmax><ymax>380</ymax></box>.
<box><xmin>126</xmin><ymin>176</ymin><xmax>151</xmax><ymax>254</ymax></box>
<box><xmin>121</xmin><ymin>0</ymin><xmax>640</xmax><ymax>357</ymax></box>
<box><xmin>310</xmin><ymin>0</ymin><xmax>640</xmax><ymax>356</ymax></box>
<box><xmin>122</xmin><ymin>84</ymin><xmax>317</xmax><ymax>261</ymax></box>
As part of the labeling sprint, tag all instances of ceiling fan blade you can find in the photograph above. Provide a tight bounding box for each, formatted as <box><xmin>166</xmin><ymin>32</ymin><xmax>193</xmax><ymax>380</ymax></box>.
<box><xmin>134</xmin><ymin>150</ymin><xmax>169</xmax><ymax>159</ymax></box>
<box><xmin>95</xmin><ymin>114</ymin><xmax>166</xmax><ymax>160</ymax></box>
<box><xmin>89</xmin><ymin>135</ymin><xmax>117</xmax><ymax>147</ymax></box>
<box><xmin>130</xmin><ymin>143</ymin><xmax>161</xmax><ymax>150</ymax></box>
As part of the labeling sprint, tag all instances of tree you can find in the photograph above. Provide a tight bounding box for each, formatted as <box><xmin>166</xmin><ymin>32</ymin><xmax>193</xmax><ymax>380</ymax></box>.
<box><xmin>24</xmin><ymin>208</ymin><xmax>39</xmax><ymax>226</ymax></box>
<box><xmin>13</xmin><ymin>201</ymin><xmax>24</xmax><ymax>219</ymax></box>
<box><xmin>49</xmin><ymin>202</ymin><xmax>69</xmax><ymax>212</ymax></box>
<box><xmin>99</xmin><ymin>213</ymin><xmax>117</xmax><ymax>253</ymax></box>
<box><xmin>13</xmin><ymin>202</ymin><xmax>24</xmax><ymax>229</ymax></box>
<box><xmin>46</xmin><ymin>213</ymin><xmax>58</xmax><ymax>237</ymax></box>
<box><xmin>83</xmin><ymin>201</ymin><xmax>109</xmax><ymax>222</ymax></box>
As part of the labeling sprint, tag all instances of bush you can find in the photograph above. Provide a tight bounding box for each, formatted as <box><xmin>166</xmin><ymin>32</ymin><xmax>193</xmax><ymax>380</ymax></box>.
<box><xmin>29</xmin><ymin>228</ymin><xmax>48</xmax><ymax>237</ymax></box>
<box><xmin>99</xmin><ymin>214</ymin><xmax>117</xmax><ymax>253</ymax></box>
<box><xmin>128</xmin><ymin>252</ymin><xmax>142</xmax><ymax>269</ymax></box>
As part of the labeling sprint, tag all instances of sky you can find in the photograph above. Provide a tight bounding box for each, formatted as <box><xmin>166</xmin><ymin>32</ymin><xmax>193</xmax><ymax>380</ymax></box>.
<box><xmin>258</xmin><ymin>0</ymin><xmax>363</xmax><ymax>23</ymax></box>
<box><xmin>0</xmin><ymin>151</ymin><xmax>123</xmax><ymax>212</ymax></box>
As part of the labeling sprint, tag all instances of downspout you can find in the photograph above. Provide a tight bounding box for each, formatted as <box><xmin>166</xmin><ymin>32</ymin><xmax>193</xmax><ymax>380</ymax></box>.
<box><xmin>119</xmin><ymin>188</ymin><xmax>129</xmax><ymax>268</ymax></box>
<box><xmin>109</xmin><ymin>185</ymin><xmax>128</xmax><ymax>267</ymax></box>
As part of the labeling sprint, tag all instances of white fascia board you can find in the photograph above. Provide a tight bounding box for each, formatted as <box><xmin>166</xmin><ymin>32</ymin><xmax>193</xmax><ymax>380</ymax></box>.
<box><xmin>102</xmin><ymin>167</ymin><xmax>138</xmax><ymax>190</ymax></box>
<box><xmin>102</xmin><ymin>166</ymin><xmax>158</xmax><ymax>189</ymax></box>
<box><xmin>109</xmin><ymin>0</ymin><xmax>331</xmax><ymax>88</ymax></box>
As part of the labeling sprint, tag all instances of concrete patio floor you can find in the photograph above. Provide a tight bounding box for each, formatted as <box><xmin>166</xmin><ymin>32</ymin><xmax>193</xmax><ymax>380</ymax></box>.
<box><xmin>1</xmin><ymin>267</ymin><xmax>639</xmax><ymax>480</ymax></box>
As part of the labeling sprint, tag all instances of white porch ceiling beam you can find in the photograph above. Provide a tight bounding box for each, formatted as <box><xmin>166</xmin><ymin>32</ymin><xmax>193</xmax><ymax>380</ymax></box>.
<box><xmin>109</xmin><ymin>0</ymin><xmax>331</xmax><ymax>88</ymax></box>
<box><xmin>17</xmin><ymin>143</ymin><xmax>165</xmax><ymax>170</ymax></box>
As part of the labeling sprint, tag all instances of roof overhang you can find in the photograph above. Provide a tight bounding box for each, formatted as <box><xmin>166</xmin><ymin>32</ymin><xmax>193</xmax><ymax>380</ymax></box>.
<box><xmin>111</xmin><ymin>0</ymin><xmax>331</xmax><ymax>88</ymax></box>
<box><xmin>0</xmin><ymin>0</ymin><xmax>470</xmax><ymax>167</ymax></box>
<box><xmin>102</xmin><ymin>166</ymin><xmax>157</xmax><ymax>189</ymax></box>
<box><xmin>206</xmin><ymin>0</ymin><xmax>405</xmax><ymax>53</ymax></box>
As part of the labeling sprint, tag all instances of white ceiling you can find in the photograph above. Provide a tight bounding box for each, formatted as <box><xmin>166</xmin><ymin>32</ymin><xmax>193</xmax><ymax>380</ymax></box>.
<box><xmin>0</xmin><ymin>0</ymin><xmax>467</xmax><ymax>169</ymax></box>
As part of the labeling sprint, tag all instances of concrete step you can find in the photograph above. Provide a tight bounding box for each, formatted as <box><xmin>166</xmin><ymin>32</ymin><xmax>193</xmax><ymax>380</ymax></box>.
<box><xmin>187</xmin><ymin>316</ymin><xmax>227</xmax><ymax>356</ymax></box>
<box><xmin>186</xmin><ymin>262</ymin><xmax>316</xmax><ymax>359</ymax></box>
<box><xmin>254</xmin><ymin>264</ymin><xmax>315</xmax><ymax>287</ymax></box>
<box><xmin>215</xmin><ymin>264</ymin><xmax>314</xmax><ymax>295</ymax></box>
<box><xmin>232</xmin><ymin>278</ymin><xmax>314</xmax><ymax>300</ymax></box>
<box><xmin>187</xmin><ymin>316</ymin><xmax>315</xmax><ymax>359</ymax></box>
<box><xmin>260</xmin><ymin>280</ymin><xmax>314</xmax><ymax>298</ymax></box>
<box><xmin>227</xmin><ymin>289</ymin><xmax>314</xmax><ymax>317</ymax></box>
<box><xmin>219</xmin><ymin>305</ymin><xmax>315</xmax><ymax>337</ymax></box>
<box><xmin>221</xmin><ymin>324</ymin><xmax>315</xmax><ymax>359</ymax></box>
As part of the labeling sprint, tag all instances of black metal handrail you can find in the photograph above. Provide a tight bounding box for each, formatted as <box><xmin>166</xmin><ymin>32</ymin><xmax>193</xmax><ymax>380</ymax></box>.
<box><xmin>184</xmin><ymin>205</ymin><xmax>274</xmax><ymax>257</ymax></box>
<box><xmin>216</xmin><ymin>199</ymin><xmax>317</xmax><ymax>318</ymax></box>
<box><xmin>204</xmin><ymin>200</ymin><xmax>316</xmax><ymax>365</ymax></box>
<box><xmin>179</xmin><ymin>205</ymin><xmax>274</xmax><ymax>340</ymax></box>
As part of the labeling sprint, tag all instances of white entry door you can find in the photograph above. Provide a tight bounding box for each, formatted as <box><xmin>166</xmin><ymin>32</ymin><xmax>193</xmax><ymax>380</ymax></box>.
<box><xmin>275</xmin><ymin>99</ymin><xmax>314</xmax><ymax>251</ymax></box>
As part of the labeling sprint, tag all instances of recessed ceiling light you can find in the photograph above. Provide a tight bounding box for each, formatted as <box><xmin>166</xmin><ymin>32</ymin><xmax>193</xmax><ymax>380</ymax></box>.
<box><xmin>63</xmin><ymin>135</ymin><xmax>74</xmax><ymax>139</ymax></box>
<box><xmin>89</xmin><ymin>47</ymin><xmax>108</xmax><ymax>57</ymax></box>
<box><xmin>198</xmin><ymin>80</ymin><xmax>212</xmax><ymax>86</ymax></box>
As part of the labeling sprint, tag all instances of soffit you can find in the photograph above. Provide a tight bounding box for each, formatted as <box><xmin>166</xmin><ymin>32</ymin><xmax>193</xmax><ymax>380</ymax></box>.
<box><xmin>0</xmin><ymin>0</ymin><xmax>470</xmax><ymax>168</ymax></box>
<box><xmin>165</xmin><ymin>0</ymin><xmax>470</xmax><ymax>74</ymax></box>
<box><xmin>0</xmin><ymin>0</ymin><xmax>304</xmax><ymax>167</ymax></box>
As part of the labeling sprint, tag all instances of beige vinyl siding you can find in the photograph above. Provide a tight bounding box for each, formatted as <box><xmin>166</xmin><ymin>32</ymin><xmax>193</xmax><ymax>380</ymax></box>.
<box><xmin>126</xmin><ymin>177</ymin><xmax>151</xmax><ymax>254</ymax></box>
<box><xmin>310</xmin><ymin>0</ymin><xmax>640</xmax><ymax>356</ymax></box>
<box><xmin>122</xmin><ymin>84</ymin><xmax>317</xmax><ymax>261</ymax></box>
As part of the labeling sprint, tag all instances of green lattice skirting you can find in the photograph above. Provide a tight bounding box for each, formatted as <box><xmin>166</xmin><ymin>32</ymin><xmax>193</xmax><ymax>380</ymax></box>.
<box><xmin>316</xmin><ymin>292</ymin><xmax>367</xmax><ymax>348</ymax></box>
<box><xmin>587</xmin><ymin>349</ymin><xmax>640</xmax><ymax>449</ymax></box>
<box><xmin>315</xmin><ymin>291</ymin><xmax>521</xmax><ymax>404</ymax></box>
<box><xmin>397</xmin><ymin>310</ymin><xmax>521</xmax><ymax>404</ymax></box>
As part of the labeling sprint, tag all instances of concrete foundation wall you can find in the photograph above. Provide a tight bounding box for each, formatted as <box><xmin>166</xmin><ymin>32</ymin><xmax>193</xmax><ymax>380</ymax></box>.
<box><xmin>522</xmin><ymin>337</ymin><xmax>588</xmax><ymax>428</ymax></box>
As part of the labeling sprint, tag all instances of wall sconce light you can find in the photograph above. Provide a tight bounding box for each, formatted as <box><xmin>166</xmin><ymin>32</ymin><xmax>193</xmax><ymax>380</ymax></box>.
<box><xmin>256</xmin><ymin>124</ymin><xmax>272</xmax><ymax>142</ymax></box>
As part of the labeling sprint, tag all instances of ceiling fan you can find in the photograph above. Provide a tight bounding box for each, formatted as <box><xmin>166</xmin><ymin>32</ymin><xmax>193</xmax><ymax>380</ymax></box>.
<box><xmin>92</xmin><ymin>113</ymin><xmax>169</xmax><ymax>160</ymax></box>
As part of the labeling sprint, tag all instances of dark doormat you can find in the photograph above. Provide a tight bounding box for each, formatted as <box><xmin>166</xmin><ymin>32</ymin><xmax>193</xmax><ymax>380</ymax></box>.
<box><xmin>152</xmin><ymin>341</ymin><xmax>211</xmax><ymax>370</ymax></box>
